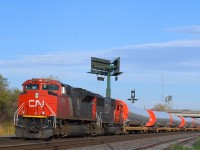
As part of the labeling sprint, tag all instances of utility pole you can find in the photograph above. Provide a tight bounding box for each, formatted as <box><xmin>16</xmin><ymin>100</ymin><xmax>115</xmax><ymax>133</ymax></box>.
<box><xmin>88</xmin><ymin>57</ymin><xmax>122</xmax><ymax>98</ymax></box>
<box><xmin>162</xmin><ymin>76</ymin><xmax>164</xmax><ymax>103</ymax></box>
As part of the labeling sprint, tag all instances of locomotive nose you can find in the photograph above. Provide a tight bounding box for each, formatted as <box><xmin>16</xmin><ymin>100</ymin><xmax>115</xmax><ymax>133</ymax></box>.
<box><xmin>25</xmin><ymin>90</ymin><xmax>46</xmax><ymax>116</ymax></box>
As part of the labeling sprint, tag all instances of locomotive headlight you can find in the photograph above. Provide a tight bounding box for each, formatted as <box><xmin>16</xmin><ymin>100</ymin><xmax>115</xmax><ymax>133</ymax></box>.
<box><xmin>35</xmin><ymin>93</ymin><xmax>39</xmax><ymax>99</ymax></box>
<box><xmin>41</xmin><ymin>111</ymin><xmax>45</xmax><ymax>115</ymax></box>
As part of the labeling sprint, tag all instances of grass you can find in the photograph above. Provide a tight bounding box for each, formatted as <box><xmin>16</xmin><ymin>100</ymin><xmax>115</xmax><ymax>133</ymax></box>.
<box><xmin>168</xmin><ymin>144</ymin><xmax>191</xmax><ymax>150</ymax></box>
<box><xmin>0</xmin><ymin>122</ymin><xmax>15</xmax><ymax>136</ymax></box>
<box><xmin>193</xmin><ymin>138</ymin><xmax>200</xmax><ymax>149</ymax></box>
<box><xmin>168</xmin><ymin>138</ymin><xmax>200</xmax><ymax>150</ymax></box>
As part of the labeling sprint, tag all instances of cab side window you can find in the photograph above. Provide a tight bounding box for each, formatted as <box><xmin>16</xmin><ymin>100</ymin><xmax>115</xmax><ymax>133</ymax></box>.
<box><xmin>42</xmin><ymin>84</ymin><xmax>59</xmax><ymax>90</ymax></box>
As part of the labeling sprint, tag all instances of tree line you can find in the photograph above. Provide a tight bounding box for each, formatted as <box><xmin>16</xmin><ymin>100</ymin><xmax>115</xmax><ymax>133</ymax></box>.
<box><xmin>0</xmin><ymin>74</ymin><xmax>20</xmax><ymax>124</ymax></box>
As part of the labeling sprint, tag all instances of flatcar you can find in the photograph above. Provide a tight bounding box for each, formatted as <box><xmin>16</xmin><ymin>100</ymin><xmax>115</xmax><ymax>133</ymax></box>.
<box><xmin>121</xmin><ymin>102</ymin><xmax>200</xmax><ymax>133</ymax></box>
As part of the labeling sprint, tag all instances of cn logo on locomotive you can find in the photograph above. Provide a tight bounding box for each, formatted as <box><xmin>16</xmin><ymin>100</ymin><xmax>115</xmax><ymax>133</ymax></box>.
<box><xmin>29</xmin><ymin>100</ymin><xmax>45</xmax><ymax>108</ymax></box>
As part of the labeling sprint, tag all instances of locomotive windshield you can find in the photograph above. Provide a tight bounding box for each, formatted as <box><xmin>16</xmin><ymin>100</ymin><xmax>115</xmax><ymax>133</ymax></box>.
<box><xmin>25</xmin><ymin>84</ymin><xmax>39</xmax><ymax>90</ymax></box>
<box><xmin>42</xmin><ymin>84</ymin><xmax>59</xmax><ymax>91</ymax></box>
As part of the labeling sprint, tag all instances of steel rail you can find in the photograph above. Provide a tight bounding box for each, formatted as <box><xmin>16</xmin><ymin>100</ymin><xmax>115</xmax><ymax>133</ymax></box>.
<box><xmin>0</xmin><ymin>131</ymin><xmax>199</xmax><ymax>150</ymax></box>
<box><xmin>133</xmin><ymin>135</ymin><xmax>199</xmax><ymax>150</ymax></box>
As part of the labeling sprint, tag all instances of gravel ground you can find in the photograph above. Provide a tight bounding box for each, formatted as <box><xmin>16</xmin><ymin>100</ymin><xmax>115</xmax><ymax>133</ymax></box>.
<box><xmin>67</xmin><ymin>133</ymin><xmax>200</xmax><ymax>150</ymax></box>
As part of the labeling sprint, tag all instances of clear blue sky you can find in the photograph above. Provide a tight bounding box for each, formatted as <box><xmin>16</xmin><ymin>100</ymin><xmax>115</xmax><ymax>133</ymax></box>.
<box><xmin>1</xmin><ymin>0</ymin><xmax>200</xmax><ymax>109</ymax></box>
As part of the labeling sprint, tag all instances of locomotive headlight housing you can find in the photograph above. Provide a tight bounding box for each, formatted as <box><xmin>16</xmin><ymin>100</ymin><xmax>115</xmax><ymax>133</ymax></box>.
<box><xmin>35</xmin><ymin>93</ymin><xmax>39</xmax><ymax>99</ymax></box>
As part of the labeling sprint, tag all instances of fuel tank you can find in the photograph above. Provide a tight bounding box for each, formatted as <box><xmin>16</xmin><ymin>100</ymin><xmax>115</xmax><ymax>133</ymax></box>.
<box><xmin>63</xmin><ymin>125</ymin><xmax>87</xmax><ymax>137</ymax></box>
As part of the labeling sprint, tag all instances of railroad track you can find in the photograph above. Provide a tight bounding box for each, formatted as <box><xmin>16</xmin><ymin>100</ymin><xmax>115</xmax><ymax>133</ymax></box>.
<box><xmin>0</xmin><ymin>136</ymin><xmax>20</xmax><ymax>145</ymax></box>
<box><xmin>133</xmin><ymin>135</ymin><xmax>199</xmax><ymax>150</ymax></box>
<box><xmin>0</xmin><ymin>136</ymin><xmax>58</xmax><ymax>148</ymax></box>
<box><xmin>0</xmin><ymin>136</ymin><xmax>44</xmax><ymax>147</ymax></box>
<box><xmin>0</xmin><ymin>132</ymin><xmax>200</xmax><ymax>150</ymax></box>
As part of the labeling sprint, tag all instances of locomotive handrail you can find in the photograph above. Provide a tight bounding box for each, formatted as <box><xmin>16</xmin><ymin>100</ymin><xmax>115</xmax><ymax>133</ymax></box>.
<box><xmin>96</xmin><ymin>112</ymin><xmax>101</xmax><ymax>128</ymax></box>
<box><xmin>14</xmin><ymin>103</ymin><xmax>24</xmax><ymax>126</ymax></box>
<box><xmin>45</xmin><ymin>103</ymin><xmax>57</xmax><ymax>129</ymax></box>
<box><xmin>99</xmin><ymin>112</ymin><xmax>103</xmax><ymax>128</ymax></box>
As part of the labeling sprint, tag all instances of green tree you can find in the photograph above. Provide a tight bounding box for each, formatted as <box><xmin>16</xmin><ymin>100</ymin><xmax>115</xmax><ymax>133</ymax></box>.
<box><xmin>0</xmin><ymin>74</ymin><xmax>20</xmax><ymax>123</ymax></box>
<box><xmin>46</xmin><ymin>75</ymin><xmax>60</xmax><ymax>81</ymax></box>
<box><xmin>6</xmin><ymin>89</ymin><xmax>21</xmax><ymax>121</ymax></box>
<box><xmin>0</xmin><ymin>90</ymin><xmax>9</xmax><ymax>123</ymax></box>
<box><xmin>152</xmin><ymin>103</ymin><xmax>168</xmax><ymax>111</ymax></box>
<box><xmin>0</xmin><ymin>74</ymin><xmax>8</xmax><ymax>91</ymax></box>
<box><xmin>0</xmin><ymin>75</ymin><xmax>9</xmax><ymax>123</ymax></box>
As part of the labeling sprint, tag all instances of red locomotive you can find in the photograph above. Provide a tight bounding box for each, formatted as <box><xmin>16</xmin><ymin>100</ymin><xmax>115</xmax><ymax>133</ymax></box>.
<box><xmin>14</xmin><ymin>78</ymin><xmax>200</xmax><ymax>139</ymax></box>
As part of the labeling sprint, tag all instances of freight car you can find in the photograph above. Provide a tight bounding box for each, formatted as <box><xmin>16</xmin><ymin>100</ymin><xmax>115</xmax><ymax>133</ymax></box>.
<box><xmin>14</xmin><ymin>78</ymin><xmax>200</xmax><ymax>139</ymax></box>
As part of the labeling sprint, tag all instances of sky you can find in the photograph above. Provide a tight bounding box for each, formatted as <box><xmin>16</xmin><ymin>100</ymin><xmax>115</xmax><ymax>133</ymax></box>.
<box><xmin>0</xmin><ymin>0</ymin><xmax>200</xmax><ymax>109</ymax></box>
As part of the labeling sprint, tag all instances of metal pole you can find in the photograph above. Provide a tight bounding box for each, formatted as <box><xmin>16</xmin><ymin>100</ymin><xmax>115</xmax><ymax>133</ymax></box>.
<box><xmin>106</xmin><ymin>71</ymin><xmax>111</xmax><ymax>98</ymax></box>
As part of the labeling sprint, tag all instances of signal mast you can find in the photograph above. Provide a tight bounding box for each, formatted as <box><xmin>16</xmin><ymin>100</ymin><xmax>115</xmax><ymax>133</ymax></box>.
<box><xmin>128</xmin><ymin>90</ymin><xmax>138</xmax><ymax>103</ymax></box>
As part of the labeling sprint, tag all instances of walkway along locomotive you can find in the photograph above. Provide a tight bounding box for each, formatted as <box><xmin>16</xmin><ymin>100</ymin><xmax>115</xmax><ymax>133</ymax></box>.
<box><xmin>14</xmin><ymin>78</ymin><xmax>200</xmax><ymax>139</ymax></box>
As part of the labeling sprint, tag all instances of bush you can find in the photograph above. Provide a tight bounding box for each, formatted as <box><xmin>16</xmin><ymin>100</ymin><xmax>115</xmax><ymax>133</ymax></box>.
<box><xmin>0</xmin><ymin>122</ymin><xmax>15</xmax><ymax>136</ymax></box>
